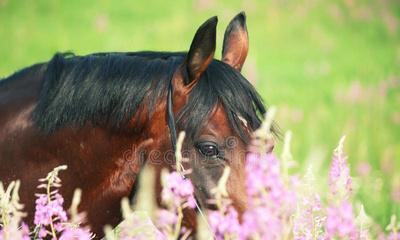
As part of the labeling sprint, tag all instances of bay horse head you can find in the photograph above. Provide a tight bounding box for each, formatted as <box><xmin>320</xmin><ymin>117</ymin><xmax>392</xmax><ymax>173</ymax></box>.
<box><xmin>0</xmin><ymin>12</ymin><xmax>274</xmax><ymax>238</ymax></box>
<box><xmin>149</xmin><ymin>12</ymin><xmax>274</xmax><ymax>230</ymax></box>
<box><xmin>170</xmin><ymin>13</ymin><xmax>258</xmax><ymax>212</ymax></box>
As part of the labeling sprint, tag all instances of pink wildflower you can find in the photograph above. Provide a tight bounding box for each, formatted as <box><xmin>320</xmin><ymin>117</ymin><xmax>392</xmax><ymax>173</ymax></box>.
<box><xmin>241</xmin><ymin>206</ymin><xmax>282</xmax><ymax>239</ymax></box>
<box><xmin>326</xmin><ymin>201</ymin><xmax>358</xmax><ymax>239</ymax></box>
<box><xmin>20</xmin><ymin>223</ymin><xmax>30</xmax><ymax>240</ymax></box>
<box><xmin>325</xmin><ymin>137</ymin><xmax>359</xmax><ymax>239</ymax></box>
<box><xmin>329</xmin><ymin>136</ymin><xmax>352</xmax><ymax>199</ymax></box>
<box><xmin>243</xmin><ymin>152</ymin><xmax>296</xmax><ymax>238</ymax></box>
<box><xmin>386</xmin><ymin>232</ymin><xmax>400</xmax><ymax>240</ymax></box>
<box><xmin>161</xmin><ymin>172</ymin><xmax>196</xmax><ymax>209</ymax></box>
<box><xmin>0</xmin><ymin>222</ymin><xmax>30</xmax><ymax>240</ymax></box>
<box><xmin>293</xmin><ymin>194</ymin><xmax>325</xmax><ymax>240</ymax></box>
<box><xmin>156</xmin><ymin>170</ymin><xmax>196</xmax><ymax>238</ymax></box>
<box><xmin>34</xmin><ymin>193</ymin><xmax>68</xmax><ymax>227</ymax></box>
<box><xmin>246</xmin><ymin>152</ymin><xmax>295</xmax><ymax>206</ymax></box>
<box><xmin>156</xmin><ymin>209</ymin><xmax>178</xmax><ymax>229</ymax></box>
<box><xmin>59</xmin><ymin>227</ymin><xmax>93</xmax><ymax>240</ymax></box>
<box><xmin>208</xmin><ymin>207</ymin><xmax>240</xmax><ymax>240</ymax></box>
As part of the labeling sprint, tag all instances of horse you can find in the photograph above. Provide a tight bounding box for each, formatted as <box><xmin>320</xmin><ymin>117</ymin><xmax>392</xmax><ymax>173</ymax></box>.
<box><xmin>0</xmin><ymin>12</ymin><xmax>273</xmax><ymax>238</ymax></box>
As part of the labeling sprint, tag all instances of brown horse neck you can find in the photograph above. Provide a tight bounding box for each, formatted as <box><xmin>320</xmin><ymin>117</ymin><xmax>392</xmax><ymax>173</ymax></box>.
<box><xmin>0</xmin><ymin>66</ymin><xmax>159</xmax><ymax>237</ymax></box>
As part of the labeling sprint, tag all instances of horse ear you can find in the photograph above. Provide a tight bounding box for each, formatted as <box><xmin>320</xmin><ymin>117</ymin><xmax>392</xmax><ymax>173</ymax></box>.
<box><xmin>222</xmin><ymin>11</ymin><xmax>249</xmax><ymax>72</ymax></box>
<box><xmin>185</xmin><ymin>16</ymin><xmax>218</xmax><ymax>85</ymax></box>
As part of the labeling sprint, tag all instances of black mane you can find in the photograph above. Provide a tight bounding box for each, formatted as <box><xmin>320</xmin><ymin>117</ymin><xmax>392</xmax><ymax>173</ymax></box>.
<box><xmin>32</xmin><ymin>52</ymin><xmax>266</xmax><ymax>141</ymax></box>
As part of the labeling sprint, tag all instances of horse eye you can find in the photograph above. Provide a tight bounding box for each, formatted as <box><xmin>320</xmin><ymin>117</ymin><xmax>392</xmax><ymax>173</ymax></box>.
<box><xmin>196</xmin><ymin>142</ymin><xmax>220</xmax><ymax>158</ymax></box>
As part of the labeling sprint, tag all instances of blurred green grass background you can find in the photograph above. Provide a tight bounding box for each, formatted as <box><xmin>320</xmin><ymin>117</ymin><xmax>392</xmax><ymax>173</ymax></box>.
<box><xmin>1</xmin><ymin>0</ymin><xmax>399</xmax><ymax>227</ymax></box>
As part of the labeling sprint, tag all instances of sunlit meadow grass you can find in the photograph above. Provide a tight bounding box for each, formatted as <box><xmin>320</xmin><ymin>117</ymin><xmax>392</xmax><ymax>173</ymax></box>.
<box><xmin>0</xmin><ymin>0</ymin><xmax>399</xmax><ymax>228</ymax></box>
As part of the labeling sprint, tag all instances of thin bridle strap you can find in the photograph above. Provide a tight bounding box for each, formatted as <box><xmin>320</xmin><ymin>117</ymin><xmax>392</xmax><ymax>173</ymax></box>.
<box><xmin>167</xmin><ymin>77</ymin><xmax>213</xmax><ymax>234</ymax></box>
<box><xmin>167</xmin><ymin>77</ymin><xmax>178</xmax><ymax>153</ymax></box>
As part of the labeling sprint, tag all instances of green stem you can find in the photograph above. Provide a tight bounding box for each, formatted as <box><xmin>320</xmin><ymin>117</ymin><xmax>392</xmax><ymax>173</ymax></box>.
<box><xmin>32</xmin><ymin>224</ymin><xmax>41</xmax><ymax>240</ymax></box>
<box><xmin>1</xmin><ymin>212</ymin><xmax>7</xmax><ymax>230</ymax></box>
<box><xmin>172</xmin><ymin>205</ymin><xmax>183</xmax><ymax>240</ymax></box>
<box><xmin>46</xmin><ymin>182</ymin><xmax>57</xmax><ymax>239</ymax></box>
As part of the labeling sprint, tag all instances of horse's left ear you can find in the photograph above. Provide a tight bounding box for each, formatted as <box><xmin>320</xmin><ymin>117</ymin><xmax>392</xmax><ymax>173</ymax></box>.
<box><xmin>185</xmin><ymin>16</ymin><xmax>218</xmax><ymax>86</ymax></box>
<box><xmin>222</xmin><ymin>11</ymin><xmax>249</xmax><ymax>72</ymax></box>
